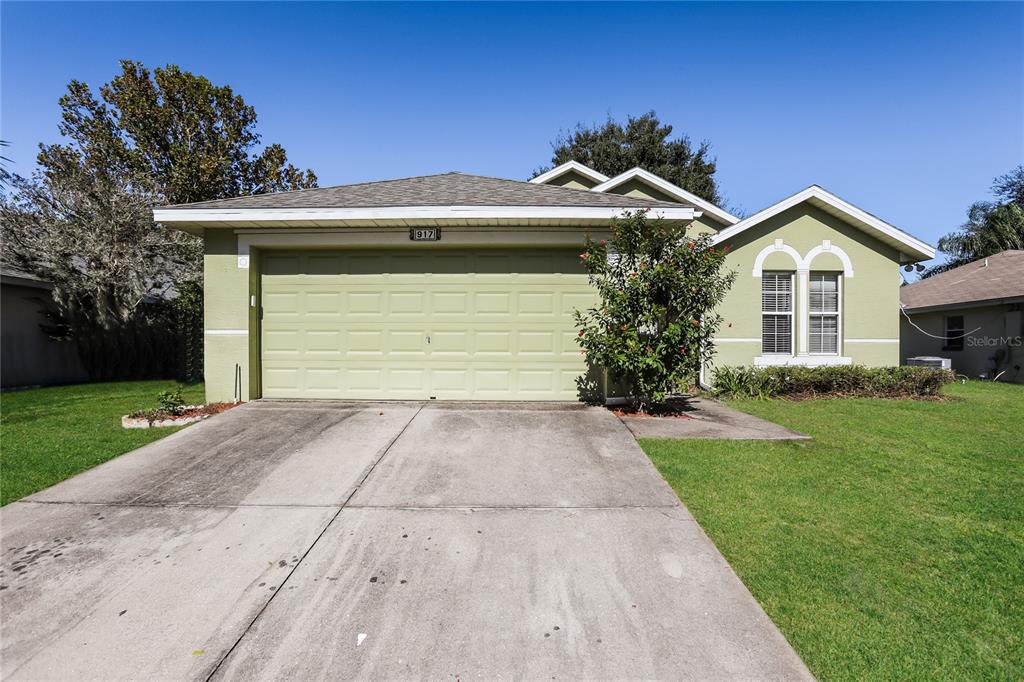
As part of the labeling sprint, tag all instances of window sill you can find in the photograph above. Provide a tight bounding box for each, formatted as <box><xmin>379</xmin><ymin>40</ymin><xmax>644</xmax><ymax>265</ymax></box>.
<box><xmin>754</xmin><ymin>355</ymin><xmax>853</xmax><ymax>367</ymax></box>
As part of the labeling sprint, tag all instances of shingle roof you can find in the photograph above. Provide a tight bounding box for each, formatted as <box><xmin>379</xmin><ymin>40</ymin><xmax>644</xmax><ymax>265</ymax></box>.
<box><xmin>901</xmin><ymin>250</ymin><xmax>1024</xmax><ymax>311</ymax></box>
<box><xmin>163</xmin><ymin>172</ymin><xmax>684</xmax><ymax>210</ymax></box>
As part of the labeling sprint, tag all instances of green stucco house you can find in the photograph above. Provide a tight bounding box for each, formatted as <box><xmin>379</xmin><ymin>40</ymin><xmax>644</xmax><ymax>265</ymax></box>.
<box><xmin>155</xmin><ymin>161</ymin><xmax>935</xmax><ymax>403</ymax></box>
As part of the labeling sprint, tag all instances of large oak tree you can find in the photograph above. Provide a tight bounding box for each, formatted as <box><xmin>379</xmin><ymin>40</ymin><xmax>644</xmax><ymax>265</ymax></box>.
<box><xmin>2</xmin><ymin>61</ymin><xmax>317</xmax><ymax>327</ymax></box>
<box><xmin>534</xmin><ymin>111</ymin><xmax>722</xmax><ymax>205</ymax></box>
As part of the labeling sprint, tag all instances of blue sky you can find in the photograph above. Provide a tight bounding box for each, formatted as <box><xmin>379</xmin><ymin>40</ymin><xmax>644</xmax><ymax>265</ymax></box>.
<box><xmin>3</xmin><ymin>2</ymin><xmax>1022</xmax><ymax>263</ymax></box>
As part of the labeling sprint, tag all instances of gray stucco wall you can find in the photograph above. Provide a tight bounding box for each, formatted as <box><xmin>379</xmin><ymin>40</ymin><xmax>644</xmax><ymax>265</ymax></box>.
<box><xmin>900</xmin><ymin>302</ymin><xmax>1024</xmax><ymax>383</ymax></box>
<box><xmin>1</xmin><ymin>280</ymin><xmax>87</xmax><ymax>388</ymax></box>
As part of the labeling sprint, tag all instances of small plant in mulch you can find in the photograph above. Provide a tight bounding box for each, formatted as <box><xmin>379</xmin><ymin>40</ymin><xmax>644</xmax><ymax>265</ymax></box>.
<box><xmin>126</xmin><ymin>387</ymin><xmax>239</xmax><ymax>427</ymax></box>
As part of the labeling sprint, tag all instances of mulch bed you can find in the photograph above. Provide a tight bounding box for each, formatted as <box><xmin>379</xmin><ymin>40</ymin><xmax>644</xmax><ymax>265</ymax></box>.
<box><xmin>610</xmin><ymin>397</ymin><xmax>698</xmax><ymax>419</ymax></box>
<box><xmin>123</xmin><ymin>402</ymin><xmax>241</xmax><ymax>428</ymax></box>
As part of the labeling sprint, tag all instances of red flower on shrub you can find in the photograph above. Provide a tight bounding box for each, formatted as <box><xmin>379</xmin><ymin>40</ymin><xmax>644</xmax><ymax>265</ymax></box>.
<box><xmin>580</xmin><ymin>252</ymin><xmax>589</xmax><ymax>260</ymax></box>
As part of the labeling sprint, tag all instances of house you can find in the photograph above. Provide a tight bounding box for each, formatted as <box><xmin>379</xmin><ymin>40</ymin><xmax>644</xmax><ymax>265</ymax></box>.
<box><xmin>900</xmin><ymin>250</ymin><xmax>1023</xmax><ymax>383</ymax></box>
<box><xmin>154</xmin><ymin>163</ymin><xmax>934</xmax><ymax>402</ymax></box>
<box><xmin>1</xmin><ymin>267</ymin><xmax>87</xmax><ymax>389</ymax></box>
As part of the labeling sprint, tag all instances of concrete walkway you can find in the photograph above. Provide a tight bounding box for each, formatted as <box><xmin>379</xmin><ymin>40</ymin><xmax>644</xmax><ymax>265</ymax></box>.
<box><xmin>1</xmin><ymin>401</ymin><xmax>812</xmax><ymax>681</ymax></box>
<box><xmin>618</xmin><ymin>396</ymin><xmax>811</xmax><ymax>440</ymax></box>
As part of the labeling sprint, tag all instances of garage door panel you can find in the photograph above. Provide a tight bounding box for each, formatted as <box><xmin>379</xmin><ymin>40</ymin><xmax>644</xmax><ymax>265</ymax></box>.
<box><xmin>263</xmin><ymin>330</ymin><xmax>301</xmax><ymax>354</ymax></box>
<box><xmin>306</xmin><ymin>368</ymin><xmax>342</xmax><ymax>390</ymax></box>
<box><xmin>475</xmin><ymin>292</ymin><xmax>511</xmax><ymax>315</ymax></box>
<box><xmin>562</xmin><ymin>291</ymin><xmax>596</xmax><ymax>314</ymax></box>
<box><xmin>518</xmin><ymin>292</ymin><xmax>556</xmax><ymax>315</ymax></box>
<box><xmin>263</xmin><ymin>292</ymin><xmax>300</xmax><ymax>315</ymax></box>
<box><xmin>304</xmin><ymin>292</ymin><xmax>342</xmax><ymax>314</ymax></box>
<box><xmin>474</xmin><ymin>370</ymin><xmax>511</xmax><ymax>394</ymax></box>
<box><xmin>431</xmin><ymin>369</ymin><xmax>470</xmax><ymax>395</ymax></box>
<box><xmin>431</xmin><ymin>292</ymin><xmax>469</xmax><ymax>314</ymax></box>
<box><xmin>389</xmin><ymin>369</ymin><xmax>427</xmax><ymax>392</ymax></box>
<box><xmin>474</xmin><ymin>331</ymin><xmax>512</xmax><ymax>356</ymax></box>
<box><xmin>518</xmin><ymin>331</ymin><xmax>556</xmax><ymax>355</ymax></box>
<box><xmin>261</xmin><ymin>249</ymin><xmax>595</xmax><ymax>400</ymax></box>
<box><xmin>388</xmin><ymin>292</ymin><xmax>426</xmax><ymax>315</ymax></box>
<box><xmin>347</xmin><ymin>292</ymin><xmax>383</xmax><ymax>314</ymax></box>
<box><xmin>388</xmin><ymin>331</ymin><xmax>425</xmax><ymax>355</ymax></box>
<box><xmin>346</xmin><ymin>330</ymin><xmax>384</xmax><ymax>354</ymax></box>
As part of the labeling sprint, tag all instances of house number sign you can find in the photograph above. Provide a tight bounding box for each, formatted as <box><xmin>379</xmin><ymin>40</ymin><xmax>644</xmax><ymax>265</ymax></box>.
<box><xmin>410</xmin><ymin>227</ymin><xmax>440</xmax><ymax>242</ymax></box>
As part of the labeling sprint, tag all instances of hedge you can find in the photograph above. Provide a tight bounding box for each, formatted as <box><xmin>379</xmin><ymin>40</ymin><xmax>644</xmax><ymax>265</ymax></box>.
<box><xmin>711</xmin><ymin>365</ymin><xmax>954</xmax><ymax>399</ymax></box>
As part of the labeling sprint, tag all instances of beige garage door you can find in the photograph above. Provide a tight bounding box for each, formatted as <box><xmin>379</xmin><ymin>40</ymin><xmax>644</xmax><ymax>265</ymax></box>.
<box><xmin>260</xmin><ymin>248</ymin><xmax>596</xmax><ymax>400</ymax></box>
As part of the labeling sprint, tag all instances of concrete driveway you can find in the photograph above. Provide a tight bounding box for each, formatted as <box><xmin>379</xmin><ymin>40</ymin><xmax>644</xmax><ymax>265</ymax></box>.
<box><xmin>1</xmin><ymin>402</ymin><xmax>812</xmax><ymax>681</ymax></box>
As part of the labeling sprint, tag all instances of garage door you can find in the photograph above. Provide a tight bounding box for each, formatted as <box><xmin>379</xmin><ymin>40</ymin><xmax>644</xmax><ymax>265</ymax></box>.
<box><xmin>259</xmin><ymin>249</ymin><xmax>596</xmax><ymax>400</ymax></box>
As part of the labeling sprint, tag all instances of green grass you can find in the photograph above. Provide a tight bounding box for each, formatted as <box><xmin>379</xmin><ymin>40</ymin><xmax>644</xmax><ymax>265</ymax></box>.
<box><xmin>642</xmin><ymin>381</ymin><xmax>1023</xmax><ymax>681</ymax></box>
<box><xmin>1</xmin><ymin>381</ymin><xmax>205</xmax><ymax>505</ymax></box>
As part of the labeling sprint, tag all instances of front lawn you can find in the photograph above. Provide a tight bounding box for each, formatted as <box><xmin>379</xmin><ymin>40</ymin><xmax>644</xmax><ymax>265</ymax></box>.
<box><xmin>0</xmin><ymin>381</ymin><xmax>205</xmax><ymax>505</ymax></box>
<box><xmin>642</xmin><ymin>381</ymin><xmax>1023</xmax><ymax>681</ymax></box>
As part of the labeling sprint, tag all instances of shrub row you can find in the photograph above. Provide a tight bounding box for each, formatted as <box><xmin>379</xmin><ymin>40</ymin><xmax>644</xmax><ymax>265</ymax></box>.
<box><xmin>711</xmin><ymin>365</ymin><xmax>954</xmax><ymax>399</ymax></box>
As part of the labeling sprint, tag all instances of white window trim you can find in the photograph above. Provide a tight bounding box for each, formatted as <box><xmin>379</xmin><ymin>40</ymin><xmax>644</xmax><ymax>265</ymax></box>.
<box><xmin>808</xmin><ymin>272</ymin><xmax>842</xmax><ymax>356</ymax></box>
<box><xmin>761</xmin><ymin>271</ymin><xmax>796</xmax><ymax>356</ymax></box>
<box><xmin>754</xmin><ymin>355</ymin><xmax>853</xmax><ymax>367</ymax></box>
<box><xmin>751</xmin><ymin>239</ymin><xmax>854</xmax><ymax>278</ymax></box>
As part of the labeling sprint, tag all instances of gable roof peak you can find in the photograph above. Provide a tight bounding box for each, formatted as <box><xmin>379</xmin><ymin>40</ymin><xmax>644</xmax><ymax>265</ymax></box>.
<box><xmin>712</xmin><ymin>184</ymin><xmax>935</xmax><ymax>262</ymax></box>
<box><xmin>529</xmin><ymin>161</ymin><xmax>610</xmax><ymax>186</ymax></box>
<box><xmin>589</xmin><ymin>167</ymin><xmax>739</xmax><ymax>227</ymax></box>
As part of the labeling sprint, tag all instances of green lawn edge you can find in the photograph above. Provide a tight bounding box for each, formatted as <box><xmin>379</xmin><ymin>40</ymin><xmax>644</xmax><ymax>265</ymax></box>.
<box><xmin>1</xmin><ymin>381</ymin><xmax>205</xmax><ymax>505</ymax></box>
<box><xmin>641</xmin><ymin>382</ymin><xmax>1023</xmax><ymax>681</ymax></box>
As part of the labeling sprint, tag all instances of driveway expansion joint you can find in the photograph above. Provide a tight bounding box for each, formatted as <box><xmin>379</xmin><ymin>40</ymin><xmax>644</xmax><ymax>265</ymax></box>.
<box><xmin>201</xmin><ymin>403</ymin><xmax>425</xmax><ymax>682</ymax></box>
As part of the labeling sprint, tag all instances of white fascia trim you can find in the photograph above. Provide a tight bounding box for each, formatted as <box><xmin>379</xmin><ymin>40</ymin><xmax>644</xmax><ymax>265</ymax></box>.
<box><xmin>753</xmin><ymin>355</ymin><xmax>853</xmax><ymax>367</ymax></box>
<box><xmin>590</xmin><ymin>167</ymin><xmax>739</xmax><ymax>226</ymax></box>
<box><xmin>712</xmin><ymin>186</ymin><xmax>935</xmax><ymax>261</ymax></box>
<box><xmin>528</xmin><ymin>161</ymin><xmax>610</xmax><ymax>185</ymax></box>
<box><xmin>153</xmin><ymin>205</ymin><xmax>695</xmax><ymax>223</ymax></box>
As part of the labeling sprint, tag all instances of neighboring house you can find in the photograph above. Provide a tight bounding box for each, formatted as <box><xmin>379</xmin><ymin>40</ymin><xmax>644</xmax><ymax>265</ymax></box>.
<box><xmin>900</xmin><ymin>250</ymin><xmax>1024</xmax><ymax>383</ymax></box>
<box><xmin>1</xmin><ymin>268</ymin><xmax>87</xmax><ymax>389</ymax></box>
<box><xmin>155</xmin><ymin>163</ymin><xmax>934</xmax><ymax>403</ymax></box>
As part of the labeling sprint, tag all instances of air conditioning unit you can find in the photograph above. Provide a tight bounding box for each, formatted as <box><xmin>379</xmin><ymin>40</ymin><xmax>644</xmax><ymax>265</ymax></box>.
<box><xmin>906</xmin><ymin>356</ymin><xmax>952</xmax><ymax>370</ymax></box>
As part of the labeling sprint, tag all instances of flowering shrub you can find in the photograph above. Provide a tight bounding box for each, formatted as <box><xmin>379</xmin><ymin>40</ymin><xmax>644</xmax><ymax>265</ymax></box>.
<box><xmin>712</xmin><ymin>365</ymin><xmax>955</xmax><ymax>399</ymax></box>
<box><xmin>575</xmin><ymin>210</ymin><xmax>735</xmax><ymax>409</ymax></box>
